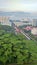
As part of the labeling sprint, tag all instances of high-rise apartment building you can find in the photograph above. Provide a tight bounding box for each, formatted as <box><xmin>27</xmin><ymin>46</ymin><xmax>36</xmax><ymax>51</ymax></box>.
<box><xmin>0</xmin><ymin>16</ymin><xmax>11</xmax><ymax>26</ymax></box>
<box><xmin>32</xmin><ymin>19</ymin><xmax>37</xmax><ymax>27</ymax></box>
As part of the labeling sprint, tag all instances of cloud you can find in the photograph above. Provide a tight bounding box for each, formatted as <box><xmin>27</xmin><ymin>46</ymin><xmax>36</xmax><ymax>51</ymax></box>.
<box><xmin>0</xmin><ymin>0</ymin><xmax>37</xmax><ymax>12</ymax></box>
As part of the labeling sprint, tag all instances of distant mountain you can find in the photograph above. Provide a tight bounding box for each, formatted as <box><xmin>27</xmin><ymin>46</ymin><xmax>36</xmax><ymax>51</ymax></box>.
<box><xmin>0</xmin><ymin>11</ymin><xmax>31</xmax><ymax>16</ymax></box>
<box><xmin>0</xmin><ymin>11</ymin><xmax>37</xmax><ymax>19</ymax></box>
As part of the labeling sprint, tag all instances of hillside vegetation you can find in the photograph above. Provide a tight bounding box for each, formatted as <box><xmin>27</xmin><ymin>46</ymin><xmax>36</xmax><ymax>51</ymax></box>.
<box><xmin>0</xmin><ymin>25</ymin><xmax>37</xmax><ymax>65</ymax></box>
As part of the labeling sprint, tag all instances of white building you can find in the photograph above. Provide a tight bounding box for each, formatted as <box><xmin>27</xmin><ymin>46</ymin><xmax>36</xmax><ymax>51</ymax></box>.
<box><xmin>0</xmin><ymin>16</ymin><xmax>11</xmax><ymax>26</ymax></box>
<box><xmin>31</xmin><ymin>28</ymin><xmax>37</xmax><ymax>35</ymax></box>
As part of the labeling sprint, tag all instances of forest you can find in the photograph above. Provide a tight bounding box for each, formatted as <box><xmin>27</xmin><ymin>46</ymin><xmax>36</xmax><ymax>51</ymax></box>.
<box><xmin>0</xmin><ymin>25</ymin><xmax>37</xmax><ymax>65</ymax></box>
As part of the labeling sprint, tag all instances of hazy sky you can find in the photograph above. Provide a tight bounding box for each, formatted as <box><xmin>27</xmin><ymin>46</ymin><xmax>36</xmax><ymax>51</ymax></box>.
<box><xmin>0</xmin><ymin>0</ymin><xmax>37</xmax><ymax>12</ymax></box>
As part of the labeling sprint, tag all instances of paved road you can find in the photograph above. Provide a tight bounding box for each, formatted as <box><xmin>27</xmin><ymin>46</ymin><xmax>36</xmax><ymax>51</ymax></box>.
<box><xmin>21</xmin><ymin>30</ymin><xmax>37</xmax><ymax>43</ymax></box>
<box><xmin>20</xmin><ymin>30</ymin><xmax>31</xmax><ymax>40</ymax></box>
<box><xmin>14</xmin><ymin>24</ymin><xmax>37</xmax><ymax>41</ymax></box>
<box><xmin>14</xmin><ymin>25</ymin><xmax>31</xmax><ymax>40</ymax></box>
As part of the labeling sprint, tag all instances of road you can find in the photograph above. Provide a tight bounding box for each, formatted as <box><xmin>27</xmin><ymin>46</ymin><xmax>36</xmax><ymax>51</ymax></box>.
<box><xmin>21</xmin><ymin>30</ymin><xmax>37</xmax><ymax>43</ymax></box>
<box><xmin>20</xmin><ymin>30</ymin><xmax>37</xmax><ymax>42</ymax></box>
<box><xmin>13</xmin><ymin>22</ymin><xmax>37</xmax><ymax>41</ymax></box>
<box><xmin>14</xmin><ymin>24</ymin><xmax>31</xmax><ymax>40</ymax></box>
<box><xmin>20</xmin><ymin>30</ymin><xmax>31</xmax><ymax>40</ymax></box>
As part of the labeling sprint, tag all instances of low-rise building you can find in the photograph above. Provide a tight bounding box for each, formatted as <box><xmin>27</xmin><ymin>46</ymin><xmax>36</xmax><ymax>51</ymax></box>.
<box><xmin>24</xmin><ymin>26</ymin><xmax>32</xmax><ymax>31</ymax></box>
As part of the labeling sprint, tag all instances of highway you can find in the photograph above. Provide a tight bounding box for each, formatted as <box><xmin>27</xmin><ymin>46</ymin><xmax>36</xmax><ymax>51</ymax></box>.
<box><xmin>14</xmin><ymin>24</ymin><xmax>31</xmax><ymax>40</ymax></box>
<box><xmin>20</xmin><ymin>30</ymin><xmax>37</xmax><ymax>42</ymax></box>
<box><xmin>13</xmin><ymin>22</ymin><xmax>37</xmax><ymax>41</ymax></box>
<box><xmin>20</xmin><ymin>30</ymin><xmax>31</xmax><ymax>40</ymax></box>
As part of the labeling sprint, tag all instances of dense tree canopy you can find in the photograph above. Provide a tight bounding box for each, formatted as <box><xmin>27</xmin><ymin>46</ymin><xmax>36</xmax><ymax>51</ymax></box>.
<box><xmin>0</xmin><ymin>25</ymin><xmax>37</xmax><ymax>65</ymax></box>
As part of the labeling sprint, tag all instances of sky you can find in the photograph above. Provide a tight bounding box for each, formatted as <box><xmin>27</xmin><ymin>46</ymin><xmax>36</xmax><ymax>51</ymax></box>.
<box><xmin>0</xmin><ymin>0</ymin><xmax>37</xmax><ymax>12</ymax></box>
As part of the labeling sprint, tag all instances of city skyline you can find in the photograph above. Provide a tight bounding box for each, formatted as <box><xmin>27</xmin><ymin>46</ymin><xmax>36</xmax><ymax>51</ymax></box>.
<box><xmin>0</xmin><ymin>0</ymin><xmax>37</xmax><ymax>12</ymax></box>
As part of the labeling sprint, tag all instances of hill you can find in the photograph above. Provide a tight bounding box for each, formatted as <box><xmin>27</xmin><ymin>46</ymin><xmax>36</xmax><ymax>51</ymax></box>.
<box><xmin>0</xmin><ymin>25</ymin><xmax>37</xmax><ymax>65</ymax></box>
